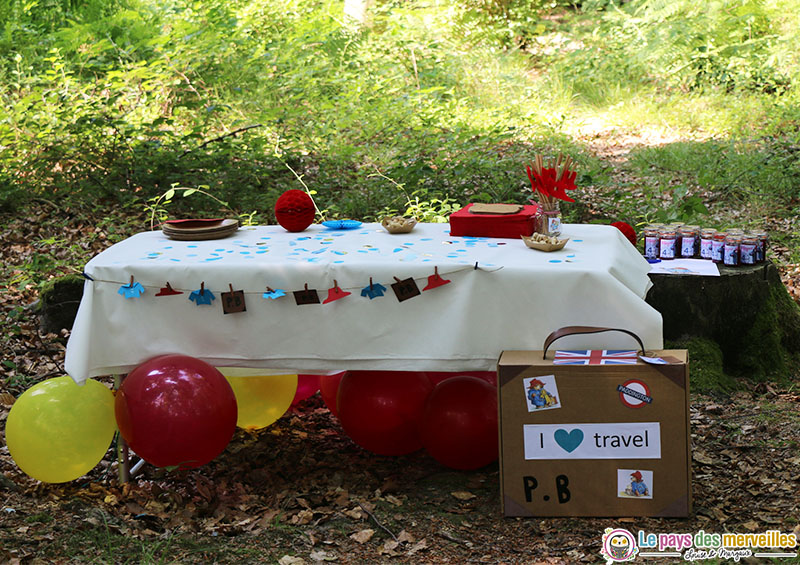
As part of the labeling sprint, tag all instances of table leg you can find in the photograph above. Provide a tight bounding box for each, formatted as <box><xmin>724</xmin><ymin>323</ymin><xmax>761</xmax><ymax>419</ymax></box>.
<box><xmin>113</xmin><ymin>374</ymin><xmax>130</xmax><ymax>484</ymax></box>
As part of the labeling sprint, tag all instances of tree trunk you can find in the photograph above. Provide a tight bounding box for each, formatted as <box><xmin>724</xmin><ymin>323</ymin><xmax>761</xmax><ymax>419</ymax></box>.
<box><xmin>344</xmin><ymin>0</ymin><xmax>372</xmax><ymax>27</ymax></box>
<box><xmin>646</xmin><ymin>261</ymin><xmax>800</xmax><ymax>383</ymax></box>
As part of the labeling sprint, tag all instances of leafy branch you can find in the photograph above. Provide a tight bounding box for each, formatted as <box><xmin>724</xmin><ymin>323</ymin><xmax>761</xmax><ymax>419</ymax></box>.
<box><xmin>283</xmin><ymin>162</ymin><xmax>327</xmax><ymax>221</ymax></box>
<box><xmin>145</xmin><ymin>184</ymin><xmax>232</xmax><ymax>231</ymax></box>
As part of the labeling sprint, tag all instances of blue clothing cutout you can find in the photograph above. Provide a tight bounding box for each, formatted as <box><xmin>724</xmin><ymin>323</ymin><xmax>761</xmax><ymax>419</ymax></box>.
<box><xmin>118</xmin><ymin>282</ymin><xmax>145</xmax><ymax>299</ymax></box>
<box><xmin>360</xmin><ymin>282</ymin><xmax>387</xmax><ymax>299</ymax></box>
<box><xmin>189</xmin><ymin>288</ymin><xmax>216</xmax><ymax>305</ymax></box>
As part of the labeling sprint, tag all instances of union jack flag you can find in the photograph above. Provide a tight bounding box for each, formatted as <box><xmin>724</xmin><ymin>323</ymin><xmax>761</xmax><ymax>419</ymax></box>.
<box><xmin>553</xmin><ymin>350</ymin><xmax>639</xmax><ymax>365</ymax></box>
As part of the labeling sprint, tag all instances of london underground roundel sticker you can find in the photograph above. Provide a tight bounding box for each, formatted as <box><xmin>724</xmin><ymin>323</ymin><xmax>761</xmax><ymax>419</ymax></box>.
<box><xmin>617</xmin><ymin>379</ymin><xmax>652</xmax><ymax>408</ymax></box>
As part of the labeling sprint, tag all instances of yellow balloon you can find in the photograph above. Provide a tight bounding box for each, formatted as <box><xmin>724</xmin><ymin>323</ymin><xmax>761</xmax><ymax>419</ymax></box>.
<box><xmin>6</xmin><ymin>377</ymin><xmax>116</xmax><ymax>483</ymax></box>
<box><xmin>219</xmin><ymin>369</ymin><xmax>298</xmax><ymax>430</ymax></box>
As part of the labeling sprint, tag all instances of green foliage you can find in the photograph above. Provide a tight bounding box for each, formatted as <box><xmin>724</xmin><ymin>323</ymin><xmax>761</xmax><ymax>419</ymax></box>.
<box><xmin>0</xmin><ymin>0</ymin><xmax>797</xmax><ymax>265</ymax></box>
<box><xmin>456</xmin><ymin>0</ymin><xmax>569</xmax><ymax>48</ymax></box>
<box><xmin>0</xmin><ymin>0</ymin><xmax>576</xmax><ymax>221</ymax></box>
<box><xmin>547</xmin><ymin>0</ymin><xmax>798</xmax><ymax>97</ymax></box>
<box><xmin>668</xmin><ymin>337</ymin><xmax>738</xmax><ymax>393</ymax></box>
<box><xmin>628</xmin><ymin>138</ymin><xmax>800</xmax><ymax>220</ymax></box>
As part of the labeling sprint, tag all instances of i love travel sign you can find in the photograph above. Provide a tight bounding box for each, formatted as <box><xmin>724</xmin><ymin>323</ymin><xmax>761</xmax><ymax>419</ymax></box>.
<box><xmin>523</xmin><ymin>422</ymin><xmax>662</xmax><ymax>459</ymax></box>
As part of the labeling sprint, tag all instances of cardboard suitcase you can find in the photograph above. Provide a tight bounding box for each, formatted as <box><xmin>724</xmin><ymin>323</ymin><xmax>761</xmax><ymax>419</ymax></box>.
<box><xmin>497</xmin><ymin>326</ymin><xmax>691</xmax><ymax>517</ymax></box>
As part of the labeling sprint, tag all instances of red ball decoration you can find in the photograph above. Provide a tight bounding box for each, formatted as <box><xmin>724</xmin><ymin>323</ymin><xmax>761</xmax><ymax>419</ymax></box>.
<box><xmin>274</xmin><ymin>189</ymin><xmax>315</xmax><ymax>232</ymax></box>
<box><xmin>611</xmin><ymin>221</ymin><xmax>637</xmax><ymax>246</ymax></box>
<box><xmin>420</xmin><ymin>376</ymin><xmax>498</xmax><ymax>470</ymax></box>
<box><xmin>337</xmin><ymin>370</ymin><xmax>433</xmax><ymax>456</ymax></box>
<box><xmin>115</xmin><ymin>355</ymin><xmax>238</xmax><ymax>469</ymax></box>
<box><xmin>426</xmin><ymin>371</ymin><xmax>497</xmax><ymax>387</ymax></box>
<box><xmin>291</xmin><ymin>373</ymin><xmax>321</xmax><ymax>406</ymax></box>
<box><xmin>319</xmin><ymin>371</ymin><xmax>346</xmax><ymax>417</ymax></box>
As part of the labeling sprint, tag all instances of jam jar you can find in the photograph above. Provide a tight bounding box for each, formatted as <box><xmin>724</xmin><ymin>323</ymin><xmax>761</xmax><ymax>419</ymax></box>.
<box><xmin>723</xmin><ymin>233</ymin><xmax>742</xmax><ymax>266</ymax></box>
<box><xmin>753</xmin><ymin>230</ymin><xmax>768</xmax><ymax>263</ymax></box>
<box><xmin>659</xmin><ymin>227</ymin><xmax>677</xmax><ymax>260</ymax></box>
<box><xmin>740</xmin><ymin>234</ymin><xmax>757</xmax><ymax>265</ymax></box>
<box><xmin>643</xmin><ymin>225</ymin><xmax>660</xmax><ymax>260</ymax></box>
<box><xmin>699</xmin><ymin>228</ymin><xmax>716</xmax><ymax>259</ymax></box>
<box><xmin>711</xmin><ymin>231</ymin><xmax>727</xmax><ymax>263</ymax></box>
<box><xmin>679</xmin><ymin>225</ymin><xmax>699</xmax><ymax>258</ymax></box>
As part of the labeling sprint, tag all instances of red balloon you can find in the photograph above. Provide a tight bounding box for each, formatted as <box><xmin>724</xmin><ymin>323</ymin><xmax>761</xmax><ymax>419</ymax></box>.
<box><xmin>291</xmin><ymin>374</ymin><xmax>321</xmax><ymax>406</ymax></box>
<box><xmin>274</xmin><ymin>189</ymin><xmax>315</xmax><ymax>232</ymax></box>
<box><xmin>115</xmin><ymin>355</ymin><xmax>238</xmax><ymax>469</ymax></box>
<box><xmin>319</xmin><ymin>371</ymin><xmax>346</xmax><ymax>417</ymax></box>
<box><xmin>420</xmin><ymin>376</ymin><xmax>498</xmax><ymax>470</ymax></box>
<box><xmin>337</xmin><ymin>371</ymin><xmax>432</xmax><ymax>456</ymax></box>
<box><xmin>426</xmin><ymin>371</ymin><xmax>497</xmax><ymax>387</ymax></box>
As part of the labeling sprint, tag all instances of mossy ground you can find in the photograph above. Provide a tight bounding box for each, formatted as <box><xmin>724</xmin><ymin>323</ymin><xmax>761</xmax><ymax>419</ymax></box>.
<box><xmin>668</xmin><ymin>337</ymin><xmax>739</xmax><ymax>394</ymax></box>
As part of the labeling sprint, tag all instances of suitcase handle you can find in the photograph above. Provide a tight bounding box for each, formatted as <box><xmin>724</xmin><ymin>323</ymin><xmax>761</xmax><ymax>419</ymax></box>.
<box><xmin>542</xmin><ymin>326</ymin><xmax>646</xmax><ymax>360</ymax></box>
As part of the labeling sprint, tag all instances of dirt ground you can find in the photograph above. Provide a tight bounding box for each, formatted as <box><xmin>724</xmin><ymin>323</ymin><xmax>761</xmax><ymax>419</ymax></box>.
<box><xmin>1</xmin><ymin>383</ymin><xmax>800</xmax><ymax>564</ymax></box>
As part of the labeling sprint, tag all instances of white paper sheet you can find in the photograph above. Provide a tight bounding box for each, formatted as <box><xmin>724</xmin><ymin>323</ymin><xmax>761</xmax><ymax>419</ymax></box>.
<box><xmin>648</xmin><ymin>258</ymin><xmax>720</xmax><ymax>276</ymax></box>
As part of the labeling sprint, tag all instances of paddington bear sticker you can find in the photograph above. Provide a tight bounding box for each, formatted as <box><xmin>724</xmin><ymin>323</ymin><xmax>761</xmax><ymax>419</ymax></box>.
<box><xmin>523</xmin><ymin>375</ymin><xmax>561</xmax><ymax>412</ymax></box>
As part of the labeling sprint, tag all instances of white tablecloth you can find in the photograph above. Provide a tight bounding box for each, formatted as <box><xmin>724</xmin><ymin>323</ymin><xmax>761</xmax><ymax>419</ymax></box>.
<box><xmin>64</xmin><ymin>223</ymin><xmax>662</xmax><ymax>383</ymax></box>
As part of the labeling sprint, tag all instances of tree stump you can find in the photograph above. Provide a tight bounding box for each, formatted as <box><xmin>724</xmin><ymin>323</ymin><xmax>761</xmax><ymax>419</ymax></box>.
<box><xmin>36</xmin><ymin>274</ymin><xmax>85</xmax><ymax>334</ymax></box>
<box><xmin>646</xmin><ymin>261</ymin><xmax>800</xmax><ymax>388</ymax></box>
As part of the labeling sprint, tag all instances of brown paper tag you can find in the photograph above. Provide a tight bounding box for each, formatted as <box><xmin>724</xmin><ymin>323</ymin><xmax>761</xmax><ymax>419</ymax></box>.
<box><xmin>221</xmin><ymin>289</ymin><xmax>247</xmax><ymax>313</ymax></box>
<box><xmin>469</xmin><ymin>203</ymin><xmax>523</xmax><ymax>215</ymax></box>
<box><xmin>391</xmin><ymin>278</ymin><xmax>421</xmax><ymax>302</ymax></box>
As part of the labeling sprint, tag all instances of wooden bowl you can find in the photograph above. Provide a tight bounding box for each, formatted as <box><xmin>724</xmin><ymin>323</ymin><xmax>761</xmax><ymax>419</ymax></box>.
<box><xmin>381</xmin><ymin>216</ymin><xmax>417</xmax><ymax>234</ymax></box>
<box><xmin>521</xmin><ymin>235</ymin><xmax>569</xmax><ymax>252</ymax></box>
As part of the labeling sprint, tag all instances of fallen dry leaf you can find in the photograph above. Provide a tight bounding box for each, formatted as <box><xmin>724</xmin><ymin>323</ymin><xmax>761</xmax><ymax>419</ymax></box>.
<box><xmin>290</xmin><ymin>509</ymin><xmax>314</xmax><ymax>525</ymax></box>
<box><xmin>397</xmin><ymin>530</ymin><xmax>415</xmax><ymax>543</ymax></box>
<box><xmin>407</xmin><ymin>539</ymin><xmax>428</xmax><ymax>555</ymax></box>
<box><xmin>378</xmin><ymin>539</ymin><xmax>401</xmax><ymax>556</ymax></box>
<box><xmin>349</xmin><ymin>529</ymin><xmax>374</xmax><ymax>544</ymax></box>
<box><xmin>343</xmin><ymin>508</ymin><xmax>364</xmax><ymax>520</ymax></box>
<box><xmin>309</xmin><ymin>550</ymin><xmax>337</xmax><ymax>562</ymax></box>
<box><xmin>450</xmin><ymin>491</ymin><xmax>476</xmax><ymax>501</ymax></box>
<box><xmin>383</xmin><ymin>494</ymin><xmax>403</xmax><ymax>506</ymax></box>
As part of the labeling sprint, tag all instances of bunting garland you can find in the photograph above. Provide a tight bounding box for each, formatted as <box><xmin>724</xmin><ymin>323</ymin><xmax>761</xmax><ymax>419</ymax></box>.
<box><xmin>221</xmin><ymin>284</ymin><xmax>246</xmax><ymax>314</ymax></box>
<box><xmin>118</xmin><ymin>276</ymin><xmax>145</xmax><ymax>299</ymax></box>
<box><xmin>155</xmin><ymin>282</ymin><xmax>182</xmax><ymax>296</ymax></box>
<box><xmin>101</xmin><ymin>264</ymin><xmax>499</xmax><ymax>314</ymax></box>
<box><xmin>422</xmin><ymin>267</ymin><xmax>451</xmax><ymax>291</ymax></box>
<box><xmin>360</xmin><ymin>277</ymin><xmax>387</xmax><ymax>299</ymax></box>
<box><xmin>189</xmin><ymin>282</ymin><xmax>215</xmax><ymax>305</ymax></box>
<box><xmin>323</xmin><ymin>280</ymin><xmax>351</xmax><ymax>304</ymax></box>
<box><xmin>262</xmin><ymin>286</ymin><xmax>286</xmax><ymax>300</ymax></box>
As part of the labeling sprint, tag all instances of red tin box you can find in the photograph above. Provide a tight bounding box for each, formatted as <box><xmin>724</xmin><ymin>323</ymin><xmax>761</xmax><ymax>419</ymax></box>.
<box><xmin>449</xmin><ymin>203</ymin><xmax>540</xmax><ymax>238</ymax></box>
